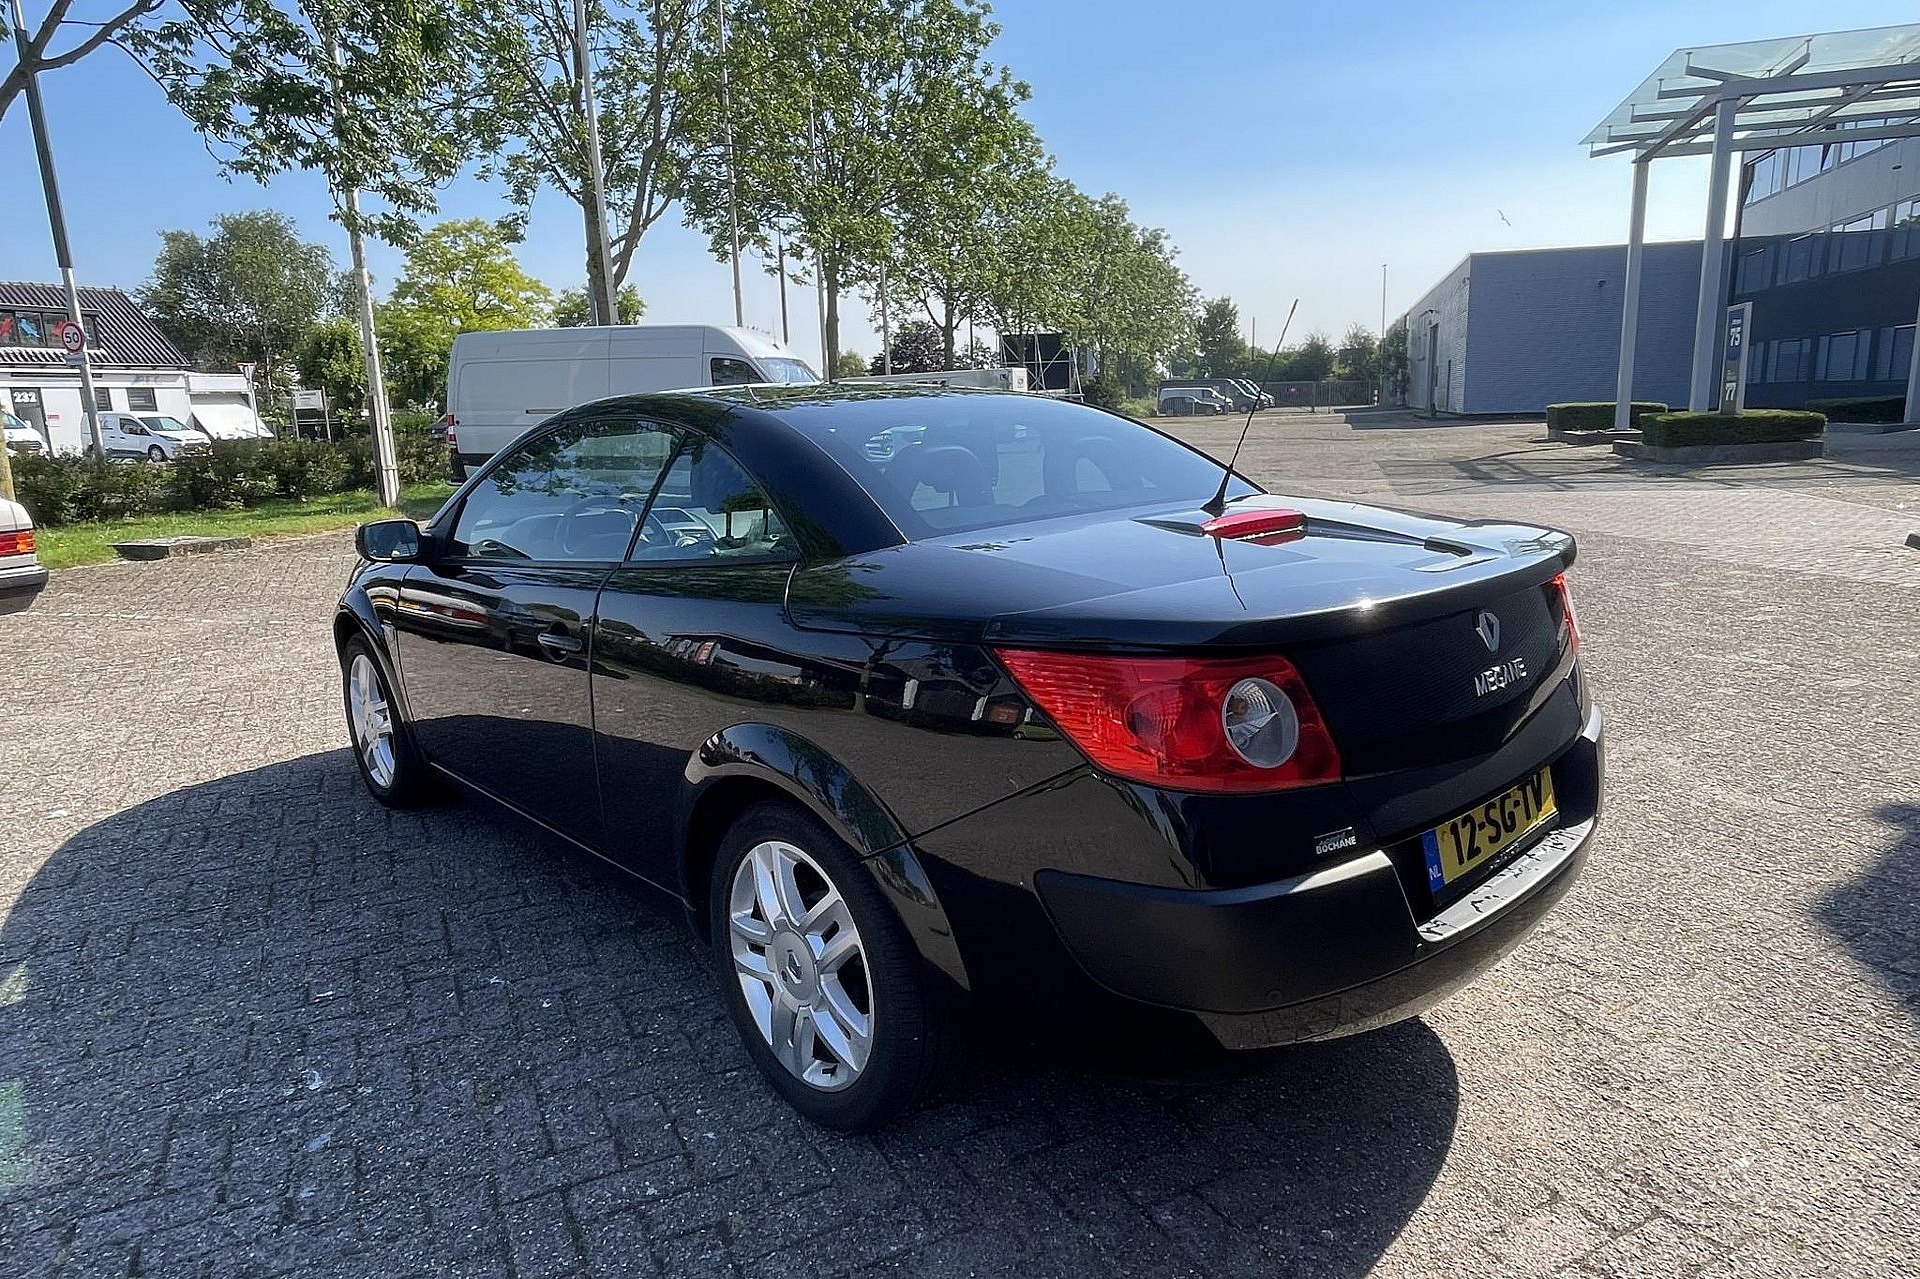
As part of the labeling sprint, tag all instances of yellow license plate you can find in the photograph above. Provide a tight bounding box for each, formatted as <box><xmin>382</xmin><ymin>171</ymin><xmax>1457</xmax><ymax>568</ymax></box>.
<box><xmin>1422</xmin><ymin>768</ymin><xmax>1558</xmax><ymax>893</ymax></box>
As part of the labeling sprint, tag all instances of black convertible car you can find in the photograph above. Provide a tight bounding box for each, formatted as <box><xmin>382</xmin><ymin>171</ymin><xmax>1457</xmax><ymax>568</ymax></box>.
<box><xmin>337</xmin><ymin>386</ymin><xmax>1602</xmax><ymax>1129</ymax></box>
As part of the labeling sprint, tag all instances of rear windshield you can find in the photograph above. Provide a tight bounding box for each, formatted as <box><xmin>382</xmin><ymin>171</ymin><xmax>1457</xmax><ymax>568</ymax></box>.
<box><xmin>775</xmin><ymin>393</ymin><xmax>1257</xmax><ymax>537</ymax></box>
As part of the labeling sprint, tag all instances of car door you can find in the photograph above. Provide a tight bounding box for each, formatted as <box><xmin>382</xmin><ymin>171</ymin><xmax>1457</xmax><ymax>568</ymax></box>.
<box><xmin>590</xmin><ymin>433</ymin><xmax>824</xmax><ymax>887</ymax></box>
<box><xmin>390</xmin><ymin>415</ymin><xmax>677</xmax><ymax>845</ymax></box>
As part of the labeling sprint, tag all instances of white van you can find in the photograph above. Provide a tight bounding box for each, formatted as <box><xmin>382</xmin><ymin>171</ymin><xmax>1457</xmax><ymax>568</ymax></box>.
<box><xmin>444</xmin><ymin>325</ymin><xmax>818</xmax><ymax>475</ymax></box>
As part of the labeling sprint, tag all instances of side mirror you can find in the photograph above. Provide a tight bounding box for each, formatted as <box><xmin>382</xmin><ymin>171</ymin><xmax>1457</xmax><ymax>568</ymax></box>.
<box><xmin>357</xmin><ymin>518</ymin><xmax>424</xmax><ymax>563</ymax></box>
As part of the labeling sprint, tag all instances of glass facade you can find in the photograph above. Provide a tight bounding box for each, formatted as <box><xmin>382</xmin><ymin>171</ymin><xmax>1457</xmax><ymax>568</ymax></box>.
<box><xmin>1731</xmin><ymin>140</ymin><xmax>1920</xmax><ymax>409</ymax></box>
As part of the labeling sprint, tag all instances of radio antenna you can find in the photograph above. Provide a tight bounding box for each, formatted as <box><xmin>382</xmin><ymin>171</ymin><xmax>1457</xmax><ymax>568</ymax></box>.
<box><xmin>1204</xmin><ymin>297</ymin><xmax>1297</xmax><ymax>517</ymax></box>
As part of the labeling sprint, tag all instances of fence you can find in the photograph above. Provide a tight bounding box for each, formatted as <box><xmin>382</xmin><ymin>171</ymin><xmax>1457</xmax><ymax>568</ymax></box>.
<box><xmin>1254</xmin><ymin>380</ymin><xmax>1377</xmax><ymax>410</ymax></box>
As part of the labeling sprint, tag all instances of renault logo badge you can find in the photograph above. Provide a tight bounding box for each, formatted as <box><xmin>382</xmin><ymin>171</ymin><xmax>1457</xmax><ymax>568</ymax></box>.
<box><xmin>1475</xmin><ymin>610</ymin><xmax>1501</xmax><ymax>653</ymax></box>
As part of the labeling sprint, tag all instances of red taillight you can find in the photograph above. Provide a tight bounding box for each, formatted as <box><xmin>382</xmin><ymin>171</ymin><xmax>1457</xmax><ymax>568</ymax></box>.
<box><xmin>1200</xmin><ymin>508</ymin><xmax>1307</xmax><ymax>545</ymax></box>
<box><xmin>995</xmin><ymin>649</ymin><xmax>1342</xmax><ymax>793</ymax></box>
<box><xmin>1546</xmin><ymin>572</ymin><xmax>1580</xmax><ymax>652</ymax></box>
<box><xmin>0</xmin><ymin>529</ymin><xmax>35</xmax><ymax>557</ymax></box>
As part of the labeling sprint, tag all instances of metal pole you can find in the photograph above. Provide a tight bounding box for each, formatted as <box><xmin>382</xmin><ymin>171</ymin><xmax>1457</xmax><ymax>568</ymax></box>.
<box><xmin>879</xmin><ymin>256</ymin><xmax>891</xmax><ymax>374</ymax></box>
<box><xmin>1615</xmin><ymin>157</ymin><xmax>1650</xmax><ymax>433</ymax></box>
<box><xmin>12</xmin><ymin>0</ymin><xmax>103</xmax><ymax>459</ymax></box>
<box><xmin>715</xmin><ymin>0</ymin><xmax>744</xmax><ymax>327</ymax></box>
<box><xmin>1688</xmin><ymin>96</ymin><xmax>1738</xmax><ymax>411</ymax></box>
<box><xmin>777</xmin><ymin>234</ymin><xmax>790</xmax><ymax>345</ymax></box>
<box><xmin>574</xmin><ymin>0</ymin><xmax>619</xmax><ymax>324</ymax></box>
<box><xmin>328</xmin><ymin>34</ymin><xmax>399</xmax><ymax>507</ymax></box>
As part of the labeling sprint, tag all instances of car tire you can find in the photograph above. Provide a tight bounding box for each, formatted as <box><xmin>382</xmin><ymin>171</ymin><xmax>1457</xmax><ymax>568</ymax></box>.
<box><xmin>147</xmin><ymin>444</ymin><xmax>166</xmax><ymax>463</ymax></box>
<box><xmin>340</xmin><ymin>635</ymin><xmax>431</xmax><ymax>807</ymax></box>
<box><xmin>709</xmin><ymin>800</ymin><xmax>961</xmax><ymax>1131</ymax></box>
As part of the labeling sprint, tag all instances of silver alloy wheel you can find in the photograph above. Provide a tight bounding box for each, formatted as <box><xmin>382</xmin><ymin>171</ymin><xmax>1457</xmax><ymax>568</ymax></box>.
<box><xmin>727</xmin><ymin>839</ymin><xmax>874</xmax><ymax>1091</ymax></box>
<box><xmin>347</xmin><ymin>653</ymin><xmax>398</xmax><ymax>789</ymax></box>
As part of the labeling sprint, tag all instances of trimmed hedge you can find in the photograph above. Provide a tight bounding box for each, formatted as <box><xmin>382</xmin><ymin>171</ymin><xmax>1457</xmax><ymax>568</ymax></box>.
<box><xmin>13</xmin><ymin>429</ymin><xmax>449</xmax><ymax>527</ymax></box>
<box><xmin>1639</xmin><ymin>410</ymin><xmax>1826</xmax><ymax>448</ymax></box>
<box><xmin>1806</xmin><ymin>394</ymin><xmax>1906</xmax><ymax>424</ymax></box>
<box><xmin>1546</xmin><ymin>401</ymin><xmax>1669</xmax><ymax>431</ymax></box>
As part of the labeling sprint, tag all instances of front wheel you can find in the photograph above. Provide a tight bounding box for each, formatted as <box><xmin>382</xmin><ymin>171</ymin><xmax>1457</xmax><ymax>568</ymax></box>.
<box><xmin>147</xmin><ymin>444</ymin><xmax>167</xmax><ymax>462</ymax></box>
<box><xmin>710</xmin><ymin>800</ymin><xmax>961</xmax><ymax>1130</ymax></box>
<box><xmin>341</xmin><ymin>636</ymin><xmax>430</xmax><ymax>806</ymax></box>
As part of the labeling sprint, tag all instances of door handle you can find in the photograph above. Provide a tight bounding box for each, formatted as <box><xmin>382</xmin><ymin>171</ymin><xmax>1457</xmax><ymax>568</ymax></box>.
<box><xmin>536</xmin><ymin>629</ymin><xmax>584</xmax><ymax>658</ymax></box>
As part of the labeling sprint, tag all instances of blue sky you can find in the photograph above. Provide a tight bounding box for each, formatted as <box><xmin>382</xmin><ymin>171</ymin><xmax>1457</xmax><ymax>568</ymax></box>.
<box><xmin>2</xmin><ymin>0</ymin><xmax>1916</xmax><ymax>369</ymax></box>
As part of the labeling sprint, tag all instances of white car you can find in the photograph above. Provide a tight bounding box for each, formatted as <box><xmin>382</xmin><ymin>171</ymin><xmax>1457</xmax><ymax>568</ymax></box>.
<box><xmin>3</xmin><ymin>410</ymin><xmax>47</xmax><ymax>456</ymax></box>
<box><xmin>89</xmin><ymin>412</ymin><xmax>212</xmax><ymax>462</ymax></box>
<box><xmin>0</xmin><ymin>493</ymin><xmax>47</xmax><ymax>614</ymax></box>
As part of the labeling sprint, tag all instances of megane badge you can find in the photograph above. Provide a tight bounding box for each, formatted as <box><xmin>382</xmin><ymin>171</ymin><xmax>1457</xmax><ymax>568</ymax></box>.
<box><xmin>1475</xmin><ymin>610</ymin><xmax>1501</xmax><ymax>653</ymax></box>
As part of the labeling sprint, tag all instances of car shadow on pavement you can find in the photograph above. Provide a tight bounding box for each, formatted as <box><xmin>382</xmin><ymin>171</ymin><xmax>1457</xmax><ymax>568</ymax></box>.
<box><xmin>0</xmin><ymin>752</ymin><xmax>1459</xmax><ymax>1278</ymax></box>
<box><xmin>1817</xmin><ymin>802</ymin><xmax>1920</xmax><ymax>1021</ymax></box>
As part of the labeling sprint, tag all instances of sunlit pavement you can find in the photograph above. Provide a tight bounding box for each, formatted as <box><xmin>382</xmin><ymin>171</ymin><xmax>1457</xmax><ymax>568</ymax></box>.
<box><xmin>1</xmin><ymin>416</ymin><xmax>1915</xmax><ymax>1277</ymax></box>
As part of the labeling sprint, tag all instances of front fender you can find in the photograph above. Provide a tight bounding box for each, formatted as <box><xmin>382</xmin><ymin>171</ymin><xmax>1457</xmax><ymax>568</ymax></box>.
<box><xmin>685</xmin><ymin>723</ymin><xmax>971</xmax><ymax>994</ymax></box>
<box><xmin>333</xmin><ymin>569</ymin><xmax>416</xmax><ymax>723</ymax></box>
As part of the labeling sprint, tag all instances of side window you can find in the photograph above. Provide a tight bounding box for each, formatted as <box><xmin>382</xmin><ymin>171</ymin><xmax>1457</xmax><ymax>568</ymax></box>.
<box><xmin>630</xmin><ymin>436</ymin><xmax>795</xmax><ymax>563</ymax></box>
<box><xmin>710</xmin><ymin>357</ymin><xmax>760</xmax><ymax>386</ymax></box>
<box><xmin>451</xmin><ymin>418</ymin><xmax>674</xmax><ymax>562</ymax></box>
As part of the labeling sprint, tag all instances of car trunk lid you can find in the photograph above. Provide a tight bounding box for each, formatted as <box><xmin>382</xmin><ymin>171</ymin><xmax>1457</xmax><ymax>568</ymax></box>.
<box><xmin>786</xmin><ymin>495</ymin><xmax>1577</xmax><ymax>770</ymax></box>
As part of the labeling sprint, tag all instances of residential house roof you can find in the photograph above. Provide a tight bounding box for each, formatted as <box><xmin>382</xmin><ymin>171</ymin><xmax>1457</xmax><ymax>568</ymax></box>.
<box><xmin>0</xmin><ymin>282</ymin><xmax>190</xmax><ymax>370</ymax></box>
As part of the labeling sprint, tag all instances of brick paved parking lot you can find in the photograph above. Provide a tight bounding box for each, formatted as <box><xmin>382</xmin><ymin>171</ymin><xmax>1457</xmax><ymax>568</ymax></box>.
<box><xmin>2</xmin><ymin>417</ymin><xmax>1916</xmax><ymax>1277</ymax></box>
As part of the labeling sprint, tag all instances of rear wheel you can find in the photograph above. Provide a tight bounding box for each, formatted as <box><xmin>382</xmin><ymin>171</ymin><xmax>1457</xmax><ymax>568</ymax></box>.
<box><xmin>710</xmin><ymin>800</ymin><xmax>960</xmax><ymax>1130</ymax></box>
<box><xmin>341</xmin><ymin>636</ymin><xmax>429</xmax><ymax>807</ymax></box>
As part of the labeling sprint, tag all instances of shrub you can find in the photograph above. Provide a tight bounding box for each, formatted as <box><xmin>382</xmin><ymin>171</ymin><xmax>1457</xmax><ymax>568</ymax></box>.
<box><xmin>1546</xmin><ymin>402</ymin><xmax>1669</xmax><ymax>431</ymax></box>
<box><xmin>1806</xmin><ymin>394</ymin><xmax>1906</xmax><ymax>424</ymax></box>
<box><xmin>11</xmin><ymin>454</ymin><xmax>172</xmax><ymax>526</ymax></box>
<box><xmin>1080</xmin><ymin>379</ymin><xmax>1125</xmax><ymax>412</ymax></box>
<box><xmin>1640</xmin><ymin>410</ymin><xmax>1826</xmax><ymax>448</ymax></box>
<box><xmin>259</xmin><ymin>438</ymin><xmax>354</xmax><ymax>499</ymax></box>
<box><xmin>170</xmin><ymin>441</ymin><xmax>276</xmax><ymax>510</ymax></box>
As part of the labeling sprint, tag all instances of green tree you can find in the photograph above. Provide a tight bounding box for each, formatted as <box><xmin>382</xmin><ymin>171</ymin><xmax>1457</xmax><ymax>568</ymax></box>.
<box><xmin>138</xmin><ymin>210</ymin><xmax>343</xmax><ymax>393</ymax></box>
<box><xmin>294</xmin><ymin>315</ymin><xmax>365</xmax><ymax>413</ymax></box>
<box><xmin>871</xmin><ymin>321</ymin><xmax>944</xmax><ymax>374</ymax></box>
<box><xmin>683</xmin><ymin>0</ymin><xmax>1023</xmax><ymax>370</ymax></box>
<box><xmin>2</xmin><ymin>0</ymin><xmax>189</xmax><ymax>125</ymax></box>
<box><xmin>1335</xmin><ymin>322</ymin><xmax>1379</xmax><ymax>385</ymax></box>
<box><xmin>830</xmin><ymin>351</ymin><xmax>869</xmax><ymax>380</ymax></box>
<box><xmin>1380</xmin><ymin>321</ymin><xmax>1410</xmax><ymax>401</ymax></box>
<box><xmin>1195</xmin><ymin>297</ymin><xmax>1246</xmax><ymax>378</ymax></box>
<box><xmin>388</xmin><ymin>219</ymin><xmax>554</xmax><ymax>332</ymax></box>
<box><xmin>1001</xmin><ymin>187</ymin><xmax>1193</xmax><ymax>395</ymax></box>
<box><xmin>374</xmin><ymin>219</ymin><xmax>554</xmax><ymax>408</ymax></box>
<box><xmin>151</xmin><ymin>4</ymin><xmax>499</xmax><ymax>243</ymax></box>
<box><xmin>471</xmin><ymin>0</ymin><xmax>722</xmax><ymax>324</ymax></box>
<box><xmin>1277</xmin><ymin>331</ymin><xmax>1336</xmax><ymax>382</ymax></box>
<box><xmin>553</xmin><ymin>285</ymin><xmax>645</xmax><ymax>326</ymax></box>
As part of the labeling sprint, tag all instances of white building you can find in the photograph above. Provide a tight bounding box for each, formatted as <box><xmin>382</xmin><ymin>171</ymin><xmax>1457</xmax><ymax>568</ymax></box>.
<box><xmin>1</xmin><ymin>281</ymin><xmax>268</xmax><ymax>453</ymax></box>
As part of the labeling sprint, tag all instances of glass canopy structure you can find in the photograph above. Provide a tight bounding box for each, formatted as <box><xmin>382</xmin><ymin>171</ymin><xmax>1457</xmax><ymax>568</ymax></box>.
<box><xmin>1587</xmin><ymin>25</ymin><xmax>1920</xmax><ymax>426</ymax></box>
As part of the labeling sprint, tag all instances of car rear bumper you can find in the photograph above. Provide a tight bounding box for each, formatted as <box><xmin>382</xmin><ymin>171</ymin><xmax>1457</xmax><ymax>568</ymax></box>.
<box><xmin>1031</xmin><ymin>703</ymin><xmax>1603</xmax><ymax>1049</ymax></box>
<box><xmin>0</xmin><ymin>560</ymin><xmax>50</xmax><ymax>613</ymax></box>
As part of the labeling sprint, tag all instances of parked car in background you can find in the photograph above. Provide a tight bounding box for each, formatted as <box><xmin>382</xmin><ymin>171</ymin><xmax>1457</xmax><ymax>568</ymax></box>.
<box><xmin>335</xmin><ymin>385</ymin><xmax>1601</xmax><ymax>1130</ymax></box>
<box><xmin>3</xmin><ymin>410</ymin><xmax>47</xmax><ymax>456</ymax></box>
<box><xmin>443</xmin><ymin>324</ymin><xmax>819</xmax><ymax>478</ymax></box>
<box><xmin>1232</xmin><ymin>379</ymin><xmax>1275</xmax><ymax>409</ymax></box>
<box><xmin>87</xmin><ymin>412</ymin><xmax>212</xmax><ymax>462</ymax></box>
<box><xmin>1156</xmin><ymin>386</ymin><xmax>1231</xmax><ymax>415</ymax></box>
<box><xmin>0</xmin><ymin>493</ymin><xmax>48</xmax><ymax>614</ymax></box>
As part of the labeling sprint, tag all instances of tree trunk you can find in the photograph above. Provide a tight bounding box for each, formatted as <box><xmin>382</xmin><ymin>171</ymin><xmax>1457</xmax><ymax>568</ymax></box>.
<box><xmin>941</xmin><ymin>299</ymin><xmax>956</xmax><ymax>370</ymax></box>
<box><xmin>823</xmin><ymin>255</ymin><xmax>842</xmax><ymax>371</ymax></box>
<box><xmin>583</xmin><ymin>203</ymin><xmax>614</xmax><ymax>324</ymax></box>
